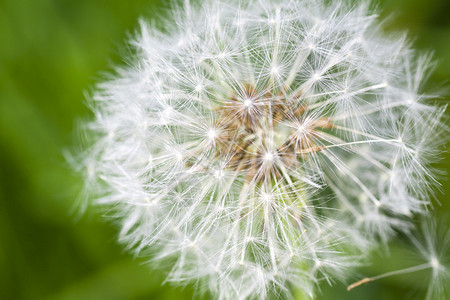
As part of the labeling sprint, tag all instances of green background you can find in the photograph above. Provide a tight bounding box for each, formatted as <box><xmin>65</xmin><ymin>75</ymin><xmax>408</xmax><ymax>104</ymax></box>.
<box><xmin>0</xmin><ymin>0</ymin><xmax>449</xmax><ymax>299</ymax></box>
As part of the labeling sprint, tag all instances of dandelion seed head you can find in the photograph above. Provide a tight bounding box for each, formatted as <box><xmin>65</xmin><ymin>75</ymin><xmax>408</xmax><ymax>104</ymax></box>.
<box><xmin>79</xmin><ymin>0</ymin><xmax>448</xmax><ymax>298</ymax></box>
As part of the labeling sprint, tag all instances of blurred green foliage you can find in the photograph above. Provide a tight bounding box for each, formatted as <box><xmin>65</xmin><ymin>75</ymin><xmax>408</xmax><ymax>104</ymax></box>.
<box><xmin>0</xmin><ymin>0</ymin><xmax>449</xmax><ymax>299</ymax></box>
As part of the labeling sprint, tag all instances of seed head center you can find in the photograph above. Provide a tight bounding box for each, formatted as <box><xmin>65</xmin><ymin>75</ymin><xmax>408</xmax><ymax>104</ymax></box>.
<box><xmin>209</xmin><ymin>84</ymin><xmax>332</xmax><ymax>181</ymax></box>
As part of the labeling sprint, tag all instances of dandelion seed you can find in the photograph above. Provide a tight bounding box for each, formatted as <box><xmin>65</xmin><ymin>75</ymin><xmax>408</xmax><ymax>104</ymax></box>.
<box><xmin>348</xmin><ymin>219</ymin><xmax>450</xmax><ymax>299</ymax></box>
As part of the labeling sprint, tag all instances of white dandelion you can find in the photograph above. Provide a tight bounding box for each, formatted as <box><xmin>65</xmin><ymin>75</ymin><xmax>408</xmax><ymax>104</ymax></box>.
<box><xmin>78</xmin><ymin>0</ymin><xmax>448</xmax><ymax>299</ymax></box>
